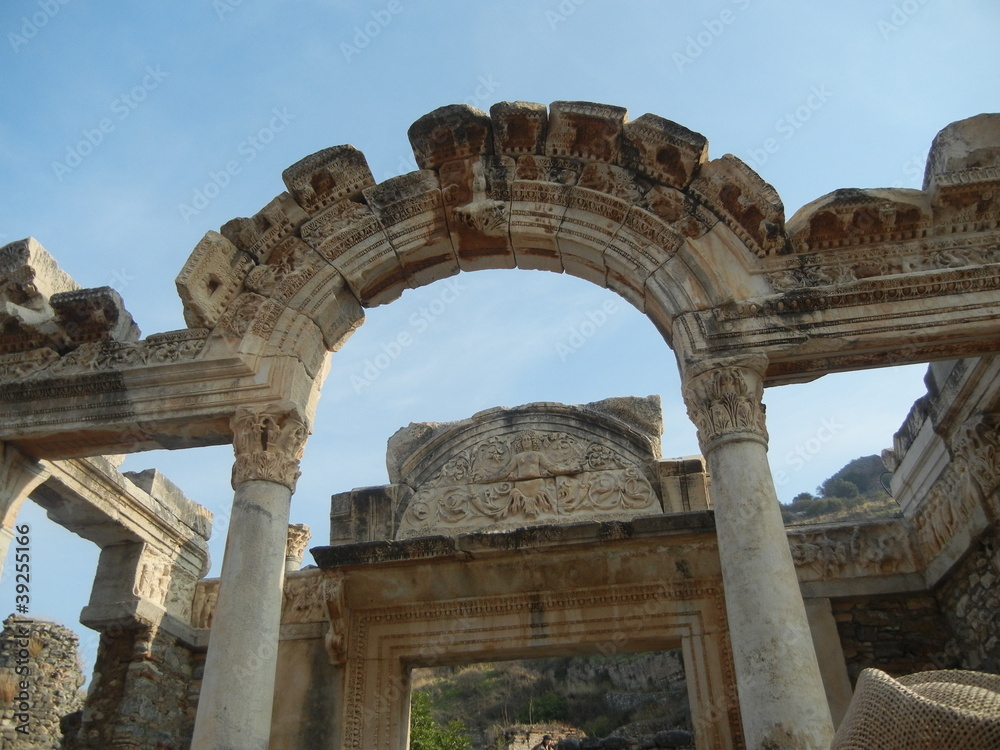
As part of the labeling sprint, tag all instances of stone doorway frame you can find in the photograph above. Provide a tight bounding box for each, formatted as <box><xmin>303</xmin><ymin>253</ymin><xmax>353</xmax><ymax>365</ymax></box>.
<box><xmin>342</xmin><ymin>580</ymin><xmax>739</xmax><ymax>750</ymax></box>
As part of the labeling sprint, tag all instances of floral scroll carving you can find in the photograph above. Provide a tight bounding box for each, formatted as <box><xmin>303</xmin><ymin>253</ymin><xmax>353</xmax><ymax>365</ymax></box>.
<box><xmin>231</xmin><ymin>404</ymin><xmax>309</xmax><ymax>491</ymax></box>
<box><xmin>397</xmin><ymin>429</ymin><xmax>658</xmax><ymax>538</ymax></box>
<box><xmin>682</xmin><ymin>359</ymin><xmax>769</xmax><ymax>452</ymax></box>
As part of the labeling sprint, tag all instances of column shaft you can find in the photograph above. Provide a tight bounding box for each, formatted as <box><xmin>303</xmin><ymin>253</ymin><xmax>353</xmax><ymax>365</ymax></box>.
<box><xmin>684</xmin><ymin>359</ymin><xmax>834</xmax><ymax>749</ymax></box>
<box><xmin>191</xmin><ymin>480</ymin><xmax>291</xmax><ymax>750</ymax></box>
<box><xmin>190</xmin><ymin>405</ymin><xmax>308</xmax><ymax>750</ymax></box>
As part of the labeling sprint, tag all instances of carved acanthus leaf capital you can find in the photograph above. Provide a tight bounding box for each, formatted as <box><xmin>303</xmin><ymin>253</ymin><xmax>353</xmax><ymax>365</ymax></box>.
<box><xmin>682</xmin><ymin>357</ymin><xmax>769</xmax><ymax>452</ymax></box>
<box><xmin>231</xmin><ymin>404</ymin><xmax>309</xmax><ymax>491</ymax></box>
<box><xmin>285</xmin><ymin>523</ymin><xmax>312</xmax><ymax>561</ymax></box>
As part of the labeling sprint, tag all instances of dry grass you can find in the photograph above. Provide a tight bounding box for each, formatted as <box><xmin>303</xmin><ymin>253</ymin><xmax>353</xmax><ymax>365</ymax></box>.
<box><xmin>0</xmin><ymin>670</ymin><xmax>18</xmax><ymax>703</ymax></box>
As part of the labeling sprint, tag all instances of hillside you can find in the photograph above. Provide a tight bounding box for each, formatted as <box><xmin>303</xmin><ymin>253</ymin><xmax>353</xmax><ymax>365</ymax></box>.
<box><xmin>412</xmin><ymin>652</ymin><xmax>690</xmax><ymax>749</ymax></box>
<box><xmin>780</xmin><ymin>454</ymin><xmax>900</xmax><ymax>525</ymax></box>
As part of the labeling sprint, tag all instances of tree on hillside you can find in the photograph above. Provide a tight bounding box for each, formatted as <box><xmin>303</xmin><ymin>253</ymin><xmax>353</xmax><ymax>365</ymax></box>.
<box><xmin>781</xmin><ymin>454</ymin><xmax>896</xmax><ymax>524</ymax></box>
<box><xmin>410</xmin><ymin>691</ymin><xmax>472</xmax><ymax>750</ymax></box>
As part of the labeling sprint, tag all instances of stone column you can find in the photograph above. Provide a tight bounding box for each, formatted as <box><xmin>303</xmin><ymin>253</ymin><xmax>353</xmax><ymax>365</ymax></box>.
<box><xmin>190</xmin><ymin>404</ymin><xmax>308</xmax><ymax>750</ymax></box>
<box><xmin>682</xmin><ymin>356</ymin><xmax>834</xmax><ymax>749</ymax></box>
<box><xmin>285</xmin><ymin>523</ymin><xmax>312</xmax><ymax>573</ymax></box>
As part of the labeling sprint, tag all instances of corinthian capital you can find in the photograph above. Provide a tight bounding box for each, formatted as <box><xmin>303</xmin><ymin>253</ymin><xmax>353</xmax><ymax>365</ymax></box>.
<box><xmin>231</xmin><ymin>404</ymin><xmax>309</xmax><ymax>491</ymax></box>
<box><xmin>682</xmin><ymin>356</ymin><xmax>769</xmax><ymax>453</ymax></box>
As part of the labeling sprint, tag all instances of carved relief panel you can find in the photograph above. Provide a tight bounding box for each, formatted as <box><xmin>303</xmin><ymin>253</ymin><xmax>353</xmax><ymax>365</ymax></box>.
<box><xmin>397</xmin><ymin>428</ymin><xmax>659</xmax><ymax>538</ymax></box>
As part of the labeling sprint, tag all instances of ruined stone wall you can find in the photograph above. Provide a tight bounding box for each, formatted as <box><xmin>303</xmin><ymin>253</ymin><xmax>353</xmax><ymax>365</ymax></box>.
<box><xmin>935</xmin><ymin>525</ymin><xmax>1000</xmax><ymax>674</ymax></box>
<box><xmin>65</xmin><ymin>626</ymin><xmax>197</xmax><ymax>750</ymax></box>
<box><xmin>830</xmin><ymin>594</ymin><xmax>953</xmax><ymax>685</ymax></box>
<box><xmin>0</xmin><ymin>616</ymin><xmax>84</xmax><ymax>750</ymax></box>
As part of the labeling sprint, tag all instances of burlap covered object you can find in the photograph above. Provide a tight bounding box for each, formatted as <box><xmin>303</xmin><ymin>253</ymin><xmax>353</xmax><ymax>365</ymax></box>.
<box><xmin>830</xmin><ymin>668</ymin><xmax>1000</xmax><ymax>749</ymax></box>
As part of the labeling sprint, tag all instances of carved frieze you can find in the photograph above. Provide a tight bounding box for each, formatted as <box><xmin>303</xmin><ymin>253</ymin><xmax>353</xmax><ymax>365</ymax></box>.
<box><xmin>766</xmin><ymin>237</ymin><xmax>1000</xmax><ymax>292</ymax></box>
<box><xmin>18</xmin><ymin>329</ymin><xmax>208</xmax><ymax>378</ymax></box>
<box><xmin>398</xmin><ymin>429</ymin><xmax>658</xmax><ymax>538</ymax></box>
<box><xmin>133</xmin><ymin>554</ymin><xmax>172</xmax><ymax>606</ymax></box>
<box><xmin>231</xmin><ymin>404</ymin><xmax>309</xmax><ymax>491</ymax></box>
<box><xmin>682</xmin><ymin>360</ymin><xmax>769</xmax><ymax>452</ymax></box>
<box><xmin>191</xmin><ymin>579</ymin><xmax>219</xmax><ymax>629</ymax></box>
<box><xmin>788</xmin><ymin>522</ymin><xmax>916</xmax><ymax>583</ymax></box>
<box><xmin>911</xmin><ymin>415</ymin><xmax>1000</xmax><ymax>559</ymax></box>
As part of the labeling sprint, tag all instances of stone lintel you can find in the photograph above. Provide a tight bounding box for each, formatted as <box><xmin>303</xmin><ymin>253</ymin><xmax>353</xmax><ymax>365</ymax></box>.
<box><xmin>312</xmin><ymin>511</ymin><xmax>716</xmax><ymax>568</ymax></box>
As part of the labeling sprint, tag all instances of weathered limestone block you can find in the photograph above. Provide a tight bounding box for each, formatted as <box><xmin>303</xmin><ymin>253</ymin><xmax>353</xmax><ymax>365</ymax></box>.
<box><xmin>656</xmin><ymin>456</ymin><xmax>710</xmax><ymax>513</ymax></box>
<box><xmin>50</xmin><ymin>287</ymin><xmax>140</xmax><ymax>345</ymax></box>
<box><xmin>245</xmin><ymin>236</ymin><xmax>363</xmax><ymax>352</ymax></box>
<box><xmin>220</xmin><ymin>191</ymin><xmax>310</xmax><ymax>263</ymax></box>
<box><xmin>123</xmin><ymin>468</ymin><xmax>213</xmax><ymax>541</ymax></box>
<box><xmin>329</xmin><ymin>484</ymin><xmax>413</xmax><ymax>544</ymax></box>
<box><xmin>558</xmin><ymin>185</ymin><xmax>633</xmax><ymax>287</ymax></box>
<box><xmin>688</xmin><ymin>154</ymin><xmax>787</xmax><ymax>258</ymax></box>
<box><xmin>281</xmin><ymin>146</ymin><xmax>375</xmax><ymax>216</ymax></box>
<box><xmin>175</xmin><ymin>230</ymin><xmax>255</xmax><ymax>329</ymax></box>
<box><xmin>300</xmin><ymin>197</ymin><xmax>404</xmax><ymax>307</ymax></box>
<box><xmin>642</xmin><ymin>184</ymin><xmax>716</xmax><ymax>240</ymax></box>
<box><xmin>407</xmin><ymin>104</ymin><xmax>493</xmax><ymax>171</ymax></box>
<box><xmin>924</xmin><ymin>113</ymin><xmax>1000</xmax><ymax>193</ymax></box>
<box><xmin>508</xmin><ymin>155</ymin><xmax>583</xmax><ymax>271</ymax></box>
<box><xmin>604</xmin><ymin>208</ymin><xmax>684</xmax><ymax>311</ymax></box>
<box><xmin>363</xmin><ymin>170</ymin><xmax>459</xmax><ymax>285</ymax></box>
<box><xmin>620</xmin><ymin>113</ymin><xmax>708</xmax><ymax>190</ymax></box>
<box><xmin>545</xmin><ymin>101</ymin><xmax>627</xmax><ymax>163</ymax></box>
<box><xmin>787</xmin><ymin>188</ymin><xmax>932</xmax><ymax>254</ymax></box>
<box><xmin>0</xmin><ymin>237</ymin><xmax>80</xmax><ymax>310</ymax></box>
<box><xmin>218</xmin><ymin>294</ymin><xmax>328</xmax><ymax>378</ymax></box>
<box><xmin>490</xmin><ymin>101</ymin><xmax>548</xmax><ymax>156</ymax></box>
<box><xmin>924</xmin><ymin>113</ymin><xmax>1000</xmax><ymax>231</ymax></box>
<box><xmin>0</xmin><ymin>247</ymin><xmax>137</xmax><ymax>352</ymax></box>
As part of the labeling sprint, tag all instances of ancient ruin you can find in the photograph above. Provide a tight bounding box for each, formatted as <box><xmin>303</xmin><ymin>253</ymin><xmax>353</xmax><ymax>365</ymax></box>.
<box><xmin>0</xmin><ymin>101</ymin><xmax>997</xmax><ymax>749</ymax></box>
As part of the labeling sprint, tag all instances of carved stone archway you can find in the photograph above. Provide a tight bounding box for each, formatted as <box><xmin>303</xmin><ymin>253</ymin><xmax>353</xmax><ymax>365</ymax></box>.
<box><xmin>0</xmin><ymin>102</ymin><xmax>998</xmax><ymax>750</ymax></box>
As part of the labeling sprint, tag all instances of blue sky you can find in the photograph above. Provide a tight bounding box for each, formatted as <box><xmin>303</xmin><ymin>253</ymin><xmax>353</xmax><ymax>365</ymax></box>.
<box><xmin>1</xmin><ymin>0</ymin><xmax>998</xmax><ymax>677</ymax></box>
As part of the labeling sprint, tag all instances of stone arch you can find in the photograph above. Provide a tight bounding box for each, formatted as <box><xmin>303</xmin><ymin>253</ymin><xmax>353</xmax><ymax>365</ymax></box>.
<box><xmin>177</xmin><ymin>100</ymin><xmax>782</xmax><ymax>383</ymax></box>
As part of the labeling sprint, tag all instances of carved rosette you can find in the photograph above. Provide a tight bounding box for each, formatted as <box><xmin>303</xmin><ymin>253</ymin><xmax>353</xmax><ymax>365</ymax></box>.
<box><xmin>682</xmin><ymin>359</ymin><xmax>769</xmax><ymax>452</ymax></box>
<box><xmin>231</xmin><ymin>405</ymin><xmax>309</xmax><ymax>491</ymax></box>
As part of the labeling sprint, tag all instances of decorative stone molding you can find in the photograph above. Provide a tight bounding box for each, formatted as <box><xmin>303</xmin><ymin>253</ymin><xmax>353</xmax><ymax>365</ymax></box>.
<box><xmin>323</xmin><ymin>572</ymin><xmax>347</xmax><ymax>665</ymax></box>
<box><xmin>231</xmin><ymin>404</ymin><xmax>309</xmax><ymax>491</ymax></box>
<box><xmin>682</xmin><ymin>357</ymin><xmax>769</xmax><ymax>452</ymax></box>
